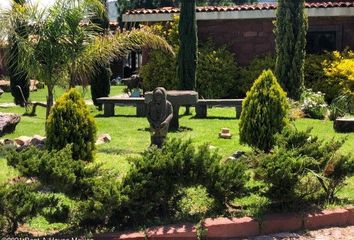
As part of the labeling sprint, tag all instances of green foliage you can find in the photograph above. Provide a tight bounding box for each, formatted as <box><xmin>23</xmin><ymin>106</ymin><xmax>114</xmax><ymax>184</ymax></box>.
<box><xmin>197</xmin><ymin>41</ymin><xmax>238</xmax><ymax>98</ymax></box>
<box><xmin>6</xmin><ymin>145</ymin><xmax>85</xmax><ymax>194</ymax></box>
<box><xmin>300</xmin><ymin>89</ymin><xmax>328</xmax><ymax>119</ymax></box>
<box><xmin>46</xmin><ymin>88</ymin><xmax>97</xmax><ymax>161</ymax></box>
<box><xmin>0</xmin><ymin>183</ymin><xmax>39</xmax><ymax>234</ymax></box>
<box><xmin>237</xmin><ymin>54</ymin><xmax>275</xmax><ymax>98</ymax></box>
<box><xmin>73</xmin><ymin>173</ymin><xmax>127</xmax><ymax>228</ymax></box>
<box><xmin>140</xmin><ymin>50</ymin><xmax>178</xmax><ymax>91</ymax></box>
<box><xmin>176</xmin><ymin>186</ymin><xmax>215</xmax><ymax>220</ymax></box>
<box><xmin>256</xmin><ymin>148</ymin><xmax>315</xmax><ymax>209</ymax></box>
<box><xmin>120</xmin><ymin>138</ymin><xmax>248</xmax><ymax>226</ymax></box>
<box><xmin>329</xmin><ymin>95</ymin><xmax>354</xmax><ymax>120</ymax></box>
<box><xmin>257</xmin><ymin>126</ymin><xmax>354</xmax><ymax>209</ymax></box>
<box><xmin>239</xmin><ymin>70</ymin><xmax>288</xmax><ymax>152</ymax></box>
<box><xmin>275</xmin><ymin>0</ymin><xmax>308</xmax><ymax>100</ymax></box>
<box><xmin>90</xmin><ymin>62</ymin><xmax>112</xmax><ymax>109</ymax></box>
<box><xmin>177</xmin><ymin>0</ymin><xmax>197</xmax><ymax>90</ymax></box>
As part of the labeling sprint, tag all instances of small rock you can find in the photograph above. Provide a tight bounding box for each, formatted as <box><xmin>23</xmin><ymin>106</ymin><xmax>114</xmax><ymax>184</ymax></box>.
<box><xmin>30</xmin><ymin>135</ymin><xmax>46</xmax><ymax>145</ymax></box>
<box><xmin>0</xmin><ymin>80</ymin><xmax>11</xmax><ymax>92</ymax></box>
<box><xmin>96</xmin><ymin>134</ymin><xmax>112</xmax><ymax>145</ymax></box>
<box><xmin>4</xmin><ymin>139</ymin><xmax>15</xmax><ymax>145</ymax></box>
<box><xmin>0</xmin><ymin>113</ymin><xmax>21</xmax><ymax>137</ymax></box>
<box><xmin>15</xmin><ymin>136</ymin><xmax>32</xmax><ymax>146</ymax></box>
<box><xmin>232</xmin><ymin>151</ymin><xmax>245</xmax><ymax>159</ymax></box>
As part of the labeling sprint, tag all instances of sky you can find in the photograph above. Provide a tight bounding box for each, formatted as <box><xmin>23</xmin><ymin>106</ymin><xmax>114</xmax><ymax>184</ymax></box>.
<box><xmin>0</xmin><ymin>0</ymin><xmax>56</xmax><ymax>9</ymax></box>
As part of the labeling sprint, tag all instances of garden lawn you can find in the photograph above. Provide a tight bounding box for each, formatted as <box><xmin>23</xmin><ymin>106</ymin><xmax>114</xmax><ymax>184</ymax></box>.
<box><xmin>0</xmin><ymin>85</ymin><xmax>125</xmax><ymax>104</ymax></box>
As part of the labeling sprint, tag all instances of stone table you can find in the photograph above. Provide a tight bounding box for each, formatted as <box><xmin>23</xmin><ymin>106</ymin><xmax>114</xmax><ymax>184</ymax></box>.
<box><xmin>145</xmin><ymin>90</ymin><xmax>198</xmax><ymax>130</ymax></box>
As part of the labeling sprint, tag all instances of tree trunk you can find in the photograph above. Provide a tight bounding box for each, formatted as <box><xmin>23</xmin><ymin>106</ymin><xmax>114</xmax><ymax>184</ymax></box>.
<box><xmin>46</xmin><ymin>86</ymin><xmax>54</xmax><ymax>119</ymax></box>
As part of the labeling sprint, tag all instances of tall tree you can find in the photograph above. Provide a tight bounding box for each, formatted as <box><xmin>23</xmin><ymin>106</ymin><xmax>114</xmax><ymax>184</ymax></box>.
<box><xmin>90</xmin><ymin>0</ymin><xmax>112</xmax><ymax>110</ymax></box>
<box><xmin>7</xmin><ymin>0</ymin><xmax>30</xmax><ymax>106</ymax></box>
<box><xmin>177</xmin><ymin>0</ymin><xmax>197</xmax><ymax>91</ymax></box>
<box><xmin>275</xmin><ymin>0</ymin><xmax>308</xmax><ymax>100</ymax></box>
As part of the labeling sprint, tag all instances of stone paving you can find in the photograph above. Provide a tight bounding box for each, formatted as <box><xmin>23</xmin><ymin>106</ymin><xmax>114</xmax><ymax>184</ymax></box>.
<box><xmin>240</xmin><ymin>226</ymin><xmax>354</xmax><ymax>240</ymax></box>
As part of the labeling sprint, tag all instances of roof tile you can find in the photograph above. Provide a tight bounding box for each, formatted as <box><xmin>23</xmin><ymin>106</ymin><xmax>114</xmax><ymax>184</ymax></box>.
<box><xmin>126</xmin><ymin>2</ymin><xmax>354</xmax><ymax>15</ymax></box>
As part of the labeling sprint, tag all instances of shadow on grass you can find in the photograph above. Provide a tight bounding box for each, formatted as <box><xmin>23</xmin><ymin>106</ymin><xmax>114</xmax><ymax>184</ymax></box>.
<box><xmin>189</xmin><ymin>116</ymin><xmax>237</xmax><ymax>120</ymax></box>
<box><xmin>97</xmin><ymin>147</ymin><xmax>136</xmax><ymax>155</ymax></box>
<box><xmin>94</xmin><ymin>113</ymin><xmax>145</xmax><ymax>118</ymax></box>
<box><xmin>137</xmin><ymin>126</ymin><xmax>193</xmax><ymax>133</ymax></box>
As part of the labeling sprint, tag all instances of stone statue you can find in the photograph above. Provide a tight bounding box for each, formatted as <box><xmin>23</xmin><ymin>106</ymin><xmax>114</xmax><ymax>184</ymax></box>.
<box><xmin>147</xmin><ymin>87</ymin><xmax>173</xmax><ymax>148</ymax></box>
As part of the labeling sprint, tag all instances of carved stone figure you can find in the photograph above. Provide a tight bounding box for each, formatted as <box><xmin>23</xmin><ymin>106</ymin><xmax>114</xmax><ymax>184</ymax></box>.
<box><xmin>147</xmin><ymin>87</ymin><xmax>173</xmax><ymax>148</ymax></box>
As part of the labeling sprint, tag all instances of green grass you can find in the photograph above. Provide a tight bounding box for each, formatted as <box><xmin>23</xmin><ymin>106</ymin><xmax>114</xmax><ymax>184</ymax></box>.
<box><xmin>0</xmin><ymin>157</ymin><xmax>18</xmax><ymax>184</ymax></box>
<box><xmin>0</xmin><ymin>85</ymin><xmax>125</xmax><ymax>104</ymax></box>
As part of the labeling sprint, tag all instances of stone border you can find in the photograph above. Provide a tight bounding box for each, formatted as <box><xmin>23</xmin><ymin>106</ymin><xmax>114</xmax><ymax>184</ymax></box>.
<box><xmin>97</xmin><ymin>206</ymin><xmax>354</xmax><ymax>239</ymax></box>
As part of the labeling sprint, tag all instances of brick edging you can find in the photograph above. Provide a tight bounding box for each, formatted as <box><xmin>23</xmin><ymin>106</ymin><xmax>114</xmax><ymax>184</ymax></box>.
<box><xmin>96</xmin><ymin>206</ymin><xmax>354</xmax><ymax>240</ymax></box>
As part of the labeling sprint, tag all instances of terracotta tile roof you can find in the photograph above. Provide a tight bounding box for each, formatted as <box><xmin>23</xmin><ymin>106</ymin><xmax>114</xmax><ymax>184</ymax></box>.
<box><xmin>126</xmin><ymin>2</ymin><xmax>354</xmax><ymax>15</ymax></box>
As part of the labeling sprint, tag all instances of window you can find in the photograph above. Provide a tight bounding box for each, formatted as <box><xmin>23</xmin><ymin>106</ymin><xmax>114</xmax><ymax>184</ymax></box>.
<box><xmin>307</xmin><ymin>31</ymin><xmax>337</xmax><ymax>54</ymax></box>
<box><xmin>306</xmin><ymin>25</ymin><xmax>342</xmax><ymax>54</ymax></box>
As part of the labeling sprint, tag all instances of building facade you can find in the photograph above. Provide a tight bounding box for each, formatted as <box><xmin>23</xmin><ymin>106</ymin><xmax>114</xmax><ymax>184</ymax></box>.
<box><xmin>123</xmin><ymin>1</ymin><xmax>354</xmax><ymax>65</ymax></box>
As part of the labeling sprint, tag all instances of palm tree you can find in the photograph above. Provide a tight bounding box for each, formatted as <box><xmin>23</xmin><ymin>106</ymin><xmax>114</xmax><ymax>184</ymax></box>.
<box><xmin>0</xmin><ymin>0</ymin><xmax>173</xmax><ymax>118</ymax></box>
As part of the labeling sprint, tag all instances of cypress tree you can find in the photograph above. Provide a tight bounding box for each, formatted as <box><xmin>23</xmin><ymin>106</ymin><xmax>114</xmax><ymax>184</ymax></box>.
<box><xmin>275</xmin><ymin>0</ymin><xmax>308</xmax><ymax>100</ymax></box>
<box><xmin>90</xmin><ymin>0</ymin><xmax>112</xmax><ymax>110</ymax></box>
<box><xmin>91</xmin><ymin>62</ymin><xmax>112</xmax><ymax>110</ymax></box>
<box><xmin>177</xmin><ymin>0</ymin><xmax>197</xmax><ymax>90</ymax></box>
<box><xmin>7</xmin><ymin>0</ymin><xmax>30</xmax><ymax>106</ymax></box>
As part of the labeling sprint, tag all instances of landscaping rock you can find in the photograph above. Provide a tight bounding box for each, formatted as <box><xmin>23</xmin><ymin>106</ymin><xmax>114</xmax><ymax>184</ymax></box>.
<box><xmin>30</xmin><ymin>135</ymin><xmax>46</xmax><ymax>145</ymax></box>
<box><xmin>0</xmin><ymin>88</ymin><xmax>3</xmax><ymax>96</ymax></box>
<box><xmin>0</xmin><ymin>80</ymin><xmax>11</xmax><ymax>92</ymax></box>
<box><xmin>96</xmin><ymin>133</ymin><xmax>112</xmax><ymax>145</ymax></box>
<box><xmin>15</xmin><ymin>136</ymin><xmax>32</xmax><ymax>146</ymax></box>
<box><xmin>0</xmin><ymin>113</ymin><xmax>21</xmax><ymax>136</ymax></box>
<box><xmin>3</xmin><ymin>139</ymin><xmax>15</xmax><ymax>145</ymax></box>
<box><xmin>227</xmin><ymin>151</ymin><xmax>246</xmax><ymax>161</ymax></box>
<box><xmin>333</xmin><ymin>118</ymin><xmax>354</xmax><ymax>133</ymax></box>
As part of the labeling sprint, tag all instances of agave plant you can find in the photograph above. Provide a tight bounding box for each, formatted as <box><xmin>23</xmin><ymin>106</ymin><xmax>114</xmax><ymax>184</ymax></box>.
<box><xmin>0</xmin><ymin>0</ymin><xmax>173</xmax><ymax>118</ymax></box>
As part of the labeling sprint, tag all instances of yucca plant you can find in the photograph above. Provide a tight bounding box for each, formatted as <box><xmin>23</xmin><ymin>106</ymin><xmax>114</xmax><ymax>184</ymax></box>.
<box><xmin>0</xmin><ymin>0</ymin><xmax>173</xmax><ymax>118</ymax></box>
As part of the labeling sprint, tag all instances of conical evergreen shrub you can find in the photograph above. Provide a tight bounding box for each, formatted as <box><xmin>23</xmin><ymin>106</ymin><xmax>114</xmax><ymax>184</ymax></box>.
<box><xmin>239</xmin><ymin>70</ymin><xmax>288</xmax><ymax>152</ymax></box>
<box><xmin>46</xmin><ymin>88</ymin><xmax>97</xmax><ymax>161</ymax></box>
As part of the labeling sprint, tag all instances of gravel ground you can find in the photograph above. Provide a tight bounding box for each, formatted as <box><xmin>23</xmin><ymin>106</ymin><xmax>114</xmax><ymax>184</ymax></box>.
<box><xmin>240</xmin><ymin>225</ymin><xmax>354</xmax><ymax>240</ymax></box>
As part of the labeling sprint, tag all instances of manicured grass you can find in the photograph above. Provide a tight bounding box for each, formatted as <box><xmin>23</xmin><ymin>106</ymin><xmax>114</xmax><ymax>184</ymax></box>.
<box><xmin>0</xmin><ymin>85</ymin><xmax>125</xmax><ymax>104</ymax></box>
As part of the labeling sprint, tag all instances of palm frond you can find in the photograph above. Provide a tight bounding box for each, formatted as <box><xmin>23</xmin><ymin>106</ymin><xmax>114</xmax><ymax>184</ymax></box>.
<box><xmin>75</xmin><ymin>27</ymin><xmax>174</xmax><ymax>80</ymax></box>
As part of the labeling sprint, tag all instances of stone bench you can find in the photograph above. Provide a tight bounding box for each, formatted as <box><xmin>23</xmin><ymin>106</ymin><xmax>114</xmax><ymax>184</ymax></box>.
<box><xmin>195</xmin><ymin>99</ymin><xmax>243</xmax><ymax>119</ymax></box>
<box><xmin>96</xmin><ymin>97</ymin><xmax>146</xmax><ymax>117</ymax></box>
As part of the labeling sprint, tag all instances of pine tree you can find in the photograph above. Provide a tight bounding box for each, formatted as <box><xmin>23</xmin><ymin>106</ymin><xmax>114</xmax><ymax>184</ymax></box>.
<box><xmin>275</xmin><ymin>0</ymin><xmax>308</xmax><ymax>100</ymax></box>
<box><xmin>7</xmin><ymin>0</ymin><xmax>30</xmax><ymax>106</ymax></box>
<box><xmin>177</xmin><ymin>0</ymin><xmax>197</xmax><ymax>91</ymax></box>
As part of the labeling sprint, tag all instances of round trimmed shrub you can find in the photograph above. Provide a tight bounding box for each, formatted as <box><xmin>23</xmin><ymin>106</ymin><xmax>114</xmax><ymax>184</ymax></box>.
<box><xmin>46</xmin><ymin>88</ymin><xmax>97</xmax><ymax>161</ymax></box>
<box><xmin>239</xmin><ymin>69</ymin><xmax>288</xmax><ymax>152</ymax></box>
